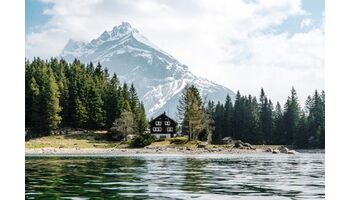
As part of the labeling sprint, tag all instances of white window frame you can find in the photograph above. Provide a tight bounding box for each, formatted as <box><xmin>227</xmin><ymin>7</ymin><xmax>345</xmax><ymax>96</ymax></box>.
<box><xmin>153</xmin><ymin>127</ymin><xmax>161</xmax><ymax>132</ymax></box>
<box><xmin>164</xmin><ymin>121</ymin><xmax>170</xmax><ymax>126</ymax></box>
<box><xmin>155</xmin><ymin>121</ymin><xmax>162</xmax><ymax>126</ymax></box>
<box><xmin>167</xmin><ymin>127</ymin><xmax>173</xmax><ymax>132</ymax></box>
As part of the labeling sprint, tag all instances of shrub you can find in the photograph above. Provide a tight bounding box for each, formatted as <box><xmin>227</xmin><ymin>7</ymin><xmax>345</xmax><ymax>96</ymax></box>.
<box><xmin>169</xmin><ymin>136</ymin><xmax>188</xmax><ymax>144</ymax></box>
<box><xmin>198</xmin><ymin>129</ymin><xmax>209</xmax><ymax>141</ymax></box>
<box><xmin>131</xmin><ymin>134</ymin><xmax>156</xmax><ymax>148</ymax></box>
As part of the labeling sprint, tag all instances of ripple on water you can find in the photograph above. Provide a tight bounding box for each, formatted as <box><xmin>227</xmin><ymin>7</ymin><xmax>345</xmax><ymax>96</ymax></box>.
<box><xmin>26</xmin><ymin>153</ymin><xmax>325</xmax><ymax>200</ymax></box>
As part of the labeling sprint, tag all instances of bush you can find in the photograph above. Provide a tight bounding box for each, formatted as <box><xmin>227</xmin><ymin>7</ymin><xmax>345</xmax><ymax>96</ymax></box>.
<box><xmin>169</xmin><ymin>136</ymin><xmax>188</xmax><ymax>144</ymax></box>
<box><xmin>198</xmin><ymin>129</ymin><xmax>209</xmax><ymax>141</ymax></box>
<box><xmin>131</xmin><ymin>134</ymin><xmax>156</xmax><ymax>148</ymax></box>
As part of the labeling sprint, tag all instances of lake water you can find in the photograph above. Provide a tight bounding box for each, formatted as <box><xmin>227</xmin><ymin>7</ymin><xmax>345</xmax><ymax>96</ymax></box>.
<box><xmin>26</xmin><ymin>152</ymin><xmax>324</xmax><ymax>200</ymax></box>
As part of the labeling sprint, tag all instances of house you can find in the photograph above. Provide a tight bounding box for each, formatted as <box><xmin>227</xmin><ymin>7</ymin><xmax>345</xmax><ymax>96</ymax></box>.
<box><xmin>149</xmin><ymin>112</ymin><xmax>178</xmax><ymax>139</ymax></box>
<box><xmin>222</xmin><ymin>137</ymin><xmax>234</xmax><ymax>144</ymax></box>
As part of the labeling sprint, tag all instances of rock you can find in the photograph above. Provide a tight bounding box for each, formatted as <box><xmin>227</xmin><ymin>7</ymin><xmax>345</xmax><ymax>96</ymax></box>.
<box><xmin>235</xmin><ymin>143</ymin><xmax>244</xmax><ymax>148</ymax></box>
<box><xmin>278</xmin><ymin>146</ymin><xmax>289</xmax><ymax>154</ymax></box>
<box><xmin>266</xmin><ymin>147</ymin><xmax>273</xmax><ymax>152</ymax></box>
<box><xmin>287</xmin><ymin>150</ymin><xmax>298</xmax><ymax>154</ymax></box>
<box><xmin>272</xmin><ymin>149</ymin><xmax>280</xmax><ymax>154</ymax></box>
<box><xmin>186</xmin><ymin>147</ymin><xmax>191</xmax><ymax>151</ymax></box>
<box><xmin>197</xmin><ymin>142</ymin><xmax>208</xmax><ymax>148</ymax></box>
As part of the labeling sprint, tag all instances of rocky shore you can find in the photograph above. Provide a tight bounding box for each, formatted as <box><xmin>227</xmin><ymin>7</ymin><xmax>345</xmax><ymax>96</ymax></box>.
<box><xmin>26</xmin><ymin>145</ymin><xmax>298</xmax><ymax>156</ymax></box>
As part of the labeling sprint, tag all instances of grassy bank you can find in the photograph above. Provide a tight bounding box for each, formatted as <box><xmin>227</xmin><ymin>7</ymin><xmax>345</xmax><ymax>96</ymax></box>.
<box><xmin>25</xmin><ymin>131</ymin><xmax>282</xmax><ymax>150</ymax></box>
<box><xmin>26</xmin><ymin>131</ymin><xmax>122</xmax><ymax>149</ymax></box>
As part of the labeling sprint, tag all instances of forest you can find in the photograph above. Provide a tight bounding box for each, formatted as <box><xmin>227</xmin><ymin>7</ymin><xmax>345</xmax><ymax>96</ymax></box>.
<box><xmin>178</xmin><ymin>85</ymin><xmax>325</xmax><ymax>149</ymax></box>
<box><xmin>26</xmin><ymin>58</ymin><xmax>325</xmax><ymax>149</ymax></box>
<box><xmin>25</xmin><ymin>58</ymin><xmax>147</xmax><ymax>138</ymax></box>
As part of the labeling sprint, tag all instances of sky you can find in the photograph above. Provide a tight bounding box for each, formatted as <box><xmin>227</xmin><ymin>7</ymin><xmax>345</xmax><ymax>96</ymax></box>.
<box><xmin>25</xmin><ymin>0</ymin><xmax>324</xmax><ymax>106</ymax></box>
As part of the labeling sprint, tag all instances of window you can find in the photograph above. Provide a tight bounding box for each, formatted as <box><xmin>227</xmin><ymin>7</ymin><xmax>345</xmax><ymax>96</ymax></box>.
<box><xmin>153</xmin><ymin>127</ymin><xmax>162</xmax><ymax>132</ymax></box>
<box><xmin>155</xmin><ymin>121</ymin><xmax>162</xmax><ymax>126</ymax></box>
<box><xmin>167</xmin><ymin>127</ymin><xmax>173</xmax><ymax>132</ymax></box>
<box><xmin>164</xmin><ymin>121</ymin><xmax>170</xmax><ymax>126</ymax></box>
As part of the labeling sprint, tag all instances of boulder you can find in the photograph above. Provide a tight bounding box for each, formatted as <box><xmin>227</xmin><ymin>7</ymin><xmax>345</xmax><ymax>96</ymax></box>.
<box><xmin>266</xmin><ymin>147</ymin><xmax>273</xmax><ymax>152</ymax></box>
<box><xmin>278</xmin><ymin>146</ymin><xmax>289</xmax><ymax>153</ymax></box>
<box><xmin>272</xmin><ymin>149</ymin><xmax>280</xmax><ymax>154</ymax></box>
<box><xmin>243</xmin><ymin>143</ymin><xmax>256</xmax><ymax>150</ymax></box>
<box><xmin>287</xmin><ymin>150</ymin><xmax>298</xmax><ymax>154</ymax></box>
<box><xmin>234</xmin><ymin>140</ymin><xmax>244</xmax><ymax>148</ymax></box>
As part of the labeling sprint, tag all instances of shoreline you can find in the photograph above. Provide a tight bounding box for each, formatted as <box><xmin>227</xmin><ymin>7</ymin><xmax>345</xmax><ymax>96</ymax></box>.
<box><xmin>25</xmin><ymin>146</ymin><xmax>321</xmax><ymax>156</ymax></box>
<box><xmin>26</xmin><ymin>146</ymin><xmax>268</xmax><ymax>156</ymax></box>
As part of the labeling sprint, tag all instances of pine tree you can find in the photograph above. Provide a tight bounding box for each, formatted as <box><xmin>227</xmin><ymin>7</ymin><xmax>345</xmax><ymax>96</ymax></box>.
<box><xmin>282</xmin><ymin>87</ymin><xmax>301</xmax><ymax>146</ymax></box>
<box><xmin>177</xmin><ymin>85</ymin><xmax>207</xmax><ymax>141</ymax></box>
<box><xmin>105</xmin><ymin>74</ymin><xmax>121</xmax><ymax>128</ymax></box>
<box><xmin>295</xmin><ymin>111</ymin><xmax>309</xmax><ymax>148</ymax></box>
<box><xmin>212</xmin><ymin>102</ymin><xmax>225</xmax><ymax>144</ymax></box>
<box><xmin>223</xmin><ymin>95</ymin><xmax>234</xmax><ymax>139</ymax></box>
<box><xmin>306</xmin><ymin>90</ymin><xmax>325</xmax><ymax>148</ymax></box>
<box><xmin>27</xmin><ymin>59</ymin><xmax>62</xmax><ymax>135</ymax></box>
<box><xmin>87</xmin><ymin>81</ymin><xmax>106</xmax><ymax>129</ymax></box>
<box><xmin>259</xmin><ymin>88</ymin><xmax>274</xmax><ymax>144</ymax></box>
<box><xmin>136</xmin><ymin>102</ymin><xmax>148</xmax><ymax>134</ymax></box>
<box><xmin>129</xmin><ymin>84</ymin><xmax>140</xmax><ymax>114</ymax></box>
<box><xmin>273</xmin><ymin>101</ymin><xmax>284</xmax><ymax>144</ymax></box>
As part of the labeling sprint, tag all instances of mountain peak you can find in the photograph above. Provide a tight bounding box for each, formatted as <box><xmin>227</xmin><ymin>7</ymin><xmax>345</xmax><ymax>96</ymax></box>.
<box><xmin>111</xmin><ymin>21</ymin><xmax>138</xmax><ymax>36</ymax></box>
<box><xmin>60</xmin><ymin>23</ymin><xmax>235</xmax><ymax>118</ymax></box>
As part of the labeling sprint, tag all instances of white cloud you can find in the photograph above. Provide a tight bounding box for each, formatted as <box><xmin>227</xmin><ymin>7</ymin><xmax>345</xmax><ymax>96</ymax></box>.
<box><xmin>26</xmin><ymin>0</ymin><xmax>324</xmax><ymax>105</ymax></box>
<box><xmin>300</xmin><ymin>18</ymin><xmax>313</xmax><ymax>29</ymax></box>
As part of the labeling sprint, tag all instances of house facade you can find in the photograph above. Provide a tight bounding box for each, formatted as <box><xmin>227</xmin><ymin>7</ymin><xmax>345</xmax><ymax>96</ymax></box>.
<box><xmin>149</xmin><ymin>112</ymin><xmax>177</xmax><ymax>139</ymax></box>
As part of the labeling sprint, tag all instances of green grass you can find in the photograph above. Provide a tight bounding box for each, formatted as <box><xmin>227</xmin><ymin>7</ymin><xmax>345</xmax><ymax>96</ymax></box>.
<box><xmin>25</xmin><ymin>131</ymin><xmax>118</xmax><ymax>149</ymax></box>
<box><xmin>26</xmin><ymin>131</ymin><xmax>283</xmax><ymax>150</ymax></box>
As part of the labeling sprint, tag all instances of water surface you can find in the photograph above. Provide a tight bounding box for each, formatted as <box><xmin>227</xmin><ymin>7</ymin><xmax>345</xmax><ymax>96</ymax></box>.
<box><xmin>26</xmin><ymin>153</ymin><xmax>324</xmax><ymax>199</ymax></box>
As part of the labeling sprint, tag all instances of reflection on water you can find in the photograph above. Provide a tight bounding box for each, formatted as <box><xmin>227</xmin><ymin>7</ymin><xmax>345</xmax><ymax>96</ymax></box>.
<box><xmin>26</xmin><ymin>153</ymin><xmax>324</xmax><ymax>200</ymax></box>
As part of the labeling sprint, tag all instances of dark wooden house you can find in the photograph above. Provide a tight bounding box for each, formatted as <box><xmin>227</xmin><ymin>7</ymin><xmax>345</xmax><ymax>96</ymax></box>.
<box><xmin>149</xmin><ymin>112</ymin><xmax>178</xmax><ymax>139</ymax></box>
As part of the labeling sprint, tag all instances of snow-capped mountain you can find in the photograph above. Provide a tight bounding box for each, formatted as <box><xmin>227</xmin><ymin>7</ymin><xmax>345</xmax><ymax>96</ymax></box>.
<box><xmin>60</xmin><ymin>22</ymin><xmax>235</xmax><ymax>118</ymax></box>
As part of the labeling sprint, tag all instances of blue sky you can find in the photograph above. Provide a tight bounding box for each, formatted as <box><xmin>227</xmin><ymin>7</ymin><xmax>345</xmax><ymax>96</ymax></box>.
<box><xmin>25</xmin><ymin>0</ymin><xmax>324</xmax><ymax>105</ymax></box>
<box><xmin>26</xmin><ymin>0</ymin><xmax>324</xmax><ymax>36</ymax></box>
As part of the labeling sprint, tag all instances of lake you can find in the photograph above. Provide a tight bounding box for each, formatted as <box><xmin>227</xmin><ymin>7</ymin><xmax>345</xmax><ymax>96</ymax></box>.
<box><xmin>26</xmin><ymin>152</ymin><xmax>324</xmax><ymax>199</ymax></box>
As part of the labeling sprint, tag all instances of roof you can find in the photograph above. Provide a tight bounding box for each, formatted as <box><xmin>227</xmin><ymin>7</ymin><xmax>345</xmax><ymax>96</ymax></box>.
<box><xmin>149</xmin><ymin>112</ymin><xmax>178</xmax><ymax>125</ymax></box>
<box><xmin>222</xmin><ymin>137</ymin><xmax>232</xmax><ymax>141</ymax></box>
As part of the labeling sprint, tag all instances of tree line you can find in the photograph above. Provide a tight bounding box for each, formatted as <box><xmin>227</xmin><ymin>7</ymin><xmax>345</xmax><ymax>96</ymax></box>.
<box><xmin>25</xmin><ymin>58</ymin><xmax>147</xmax><ymax>138</ymax></box>
<box><xmin>178</xmin><ymin>85</ymin><xmax>325</xmax><ymax>149</ymax></box>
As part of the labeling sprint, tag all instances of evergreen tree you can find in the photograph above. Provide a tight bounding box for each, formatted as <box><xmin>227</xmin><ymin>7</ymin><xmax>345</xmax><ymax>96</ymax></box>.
<box><xmin>177</xmin><ymin>85</ymin><xmax>207</xmax><ymax>141</ymax></box>
<box><xmin>259</xmin><ymin>88</ymin><xmax>274</xmax><ymax>144</ymax></box>
<box><xmin>273</xmin><ymin>101</ymin><xmax>284</xmax><ymax>144</ymax></box>
<box><xmin>27</xmin><ymin>59</ymin><xmax>61</xmax><ymax>136</ymax></box>
<box><xmin>306</xmin><ymin>90</ymin><xmax>325</xmax><ymax>148</ymax></box>
<box><xmin>25</xmin><ymin>57</ymin><xmax>146</xmax><ymax>136</ymax></box>
<box><xmin>295</xmin><ymin>111</ymin><xmax>309</xmax><ymax>148</ymax></box>
<box><xmin>87</xmin><ymin>81</ymin><xmax>106</xmax><ymax>129</ymax></box>
<box><xmin>223</xmin><ymin>95</ymin><xmax>234</xmax><ymax>139</ymax></box>
<box><xmin>136</xmin><ymin>102</ymin><xmax>148</xmax><ymax>134</ymax></box>
<box><xmin>212</xmin><ymin>102</ymin><xmax>225</xmax><ymax>144</ymax></box>
<box><xmin>105</xmin><ymin>74</ymin><xmax>121</xmax><ymax>127</ymax></box>
<box><xmin>282</xmin><ymin>87</ymin><xmax>301</xmax><ymax>145</ymax></box>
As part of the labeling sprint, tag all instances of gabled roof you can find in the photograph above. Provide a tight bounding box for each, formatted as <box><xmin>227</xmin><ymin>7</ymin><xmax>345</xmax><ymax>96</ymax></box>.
<box><xmin>149</xmin><ymin>112</ymin><xmax>178</xmax><ymax>125</ymax></box>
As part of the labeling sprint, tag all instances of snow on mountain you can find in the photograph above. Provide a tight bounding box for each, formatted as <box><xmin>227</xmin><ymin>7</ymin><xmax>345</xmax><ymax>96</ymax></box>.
<box><xmin>60</xmin><ymin>22</ymin><xmax>235</xmax><ymax>118</ymax></box>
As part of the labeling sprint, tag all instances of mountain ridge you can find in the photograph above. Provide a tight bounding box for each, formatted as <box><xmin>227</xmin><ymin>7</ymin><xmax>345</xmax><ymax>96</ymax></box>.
<box><xmin>60</xmin><ymin>22</ymin><xmax>235</xmax><ymax>118</ymax></box>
